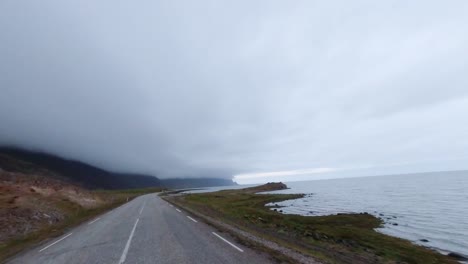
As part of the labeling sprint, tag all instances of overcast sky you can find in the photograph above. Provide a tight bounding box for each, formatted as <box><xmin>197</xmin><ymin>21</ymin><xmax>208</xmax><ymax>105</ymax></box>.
<box><xmin>1</xmin><ymin>1</ymin><xmax>468</xmax><ymax>184</ymax></box>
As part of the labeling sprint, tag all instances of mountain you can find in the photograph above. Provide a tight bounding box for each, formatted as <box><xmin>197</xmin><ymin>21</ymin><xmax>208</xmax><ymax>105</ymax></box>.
<box><xmin>0</xmin><ymin>147</ymin><xmax>236</xmax><ymax>189</ymax></box>
<box><xmin>161</xmin><ymin>178</ymin><xmax>236</xmax><ymax>189</ymax></box>
<box><xmin>0</xmin><ymin>147</ymin><xmax>161</xmax><ymax>189</ymax></box>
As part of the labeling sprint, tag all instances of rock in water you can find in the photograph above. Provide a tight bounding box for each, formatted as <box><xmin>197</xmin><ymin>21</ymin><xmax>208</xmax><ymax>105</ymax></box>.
<box><xmin>448</xmin><ymin>252</ymin><xmax>468</xmax><ymax>261</ymax></box>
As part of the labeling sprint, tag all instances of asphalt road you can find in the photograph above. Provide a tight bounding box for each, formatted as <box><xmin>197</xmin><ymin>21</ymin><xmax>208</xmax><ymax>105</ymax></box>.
<box><xmin>8</xmin><ymin>194</ymin><xmax>272</xmax><ymax>264</ymax></box>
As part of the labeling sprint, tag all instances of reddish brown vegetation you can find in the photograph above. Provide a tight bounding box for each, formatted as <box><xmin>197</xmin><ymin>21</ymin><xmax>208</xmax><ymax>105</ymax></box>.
<box><xmin>0</xmin><ymin>170</ymin><xmax>103</xmax><ymax>246</ymax></box>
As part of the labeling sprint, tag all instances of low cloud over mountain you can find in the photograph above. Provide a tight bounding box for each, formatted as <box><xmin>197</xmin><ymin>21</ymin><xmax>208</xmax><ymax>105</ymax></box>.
<box><xmin>1</xmin><ymin>1</ymin><xmax>468</xmax><ymax>183</ymax></box>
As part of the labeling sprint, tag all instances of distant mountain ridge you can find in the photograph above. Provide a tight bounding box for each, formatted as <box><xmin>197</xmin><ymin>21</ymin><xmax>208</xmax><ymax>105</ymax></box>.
<box><xmin>0</xmin><ymin>147</ymin><xmax>236</xmax><ymax>189</ymax></box>
<box><xmin>161</xmin><ymin>178</ymin><xmax>237</xmax><ymax>189</ymax></box>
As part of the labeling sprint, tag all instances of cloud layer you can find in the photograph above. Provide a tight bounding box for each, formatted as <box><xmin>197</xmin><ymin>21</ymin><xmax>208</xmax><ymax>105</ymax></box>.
<box><xmin>1</xmin><ymin>1</ymin><xmax>468</xmax><ymax>182</ymax></box>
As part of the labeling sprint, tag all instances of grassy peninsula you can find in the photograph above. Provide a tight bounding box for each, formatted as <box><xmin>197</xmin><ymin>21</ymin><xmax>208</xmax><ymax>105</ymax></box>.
<box><xmin>166</xmin><ymin>183</ymin><xmax>457</xmax><ymax>264</ymax></box>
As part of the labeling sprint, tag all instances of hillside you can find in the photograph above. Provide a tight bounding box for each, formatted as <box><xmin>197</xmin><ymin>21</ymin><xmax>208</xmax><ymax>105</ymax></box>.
<box><xmin>0</xmin><ymin>147</ymin><xmax>161</xmax><ymax>190</ymax></box>
<box><xmin>0</xmin><ymin>147</ymin><xmax>237</xmax><ymax>189</ymax></box>
<box><xmin>0</xmin><ymin>168</ymin><xmax>104</xmax><ymax>246</ymax></box>
<box><xmin>0</xmin><ymin>147</ymin><xmax>234</xmax><ymax>260</ymax></box>
<box><xmin>0</xmin><ymin>158</ymin><xmax>163</xmax><ymax>260</ymax></box>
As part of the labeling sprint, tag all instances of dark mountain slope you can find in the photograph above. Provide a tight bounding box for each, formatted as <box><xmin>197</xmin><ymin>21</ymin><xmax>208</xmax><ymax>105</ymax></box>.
<box><xmin>0</xmin><ymin>147</ymin><xmax>161</xmax><ymax>189</ymax></box>
<box><xmin>0</xmin><ymin>147</ymin><xmax>236</xmax><ymax>189</ymax></box>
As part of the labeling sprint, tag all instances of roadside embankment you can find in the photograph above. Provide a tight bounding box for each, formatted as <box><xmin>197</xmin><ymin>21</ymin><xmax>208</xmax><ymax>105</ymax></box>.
<box><xmin>0</xmin><ymin>169</ymin><xmax>163</xmax><ymax>262</ymax></box>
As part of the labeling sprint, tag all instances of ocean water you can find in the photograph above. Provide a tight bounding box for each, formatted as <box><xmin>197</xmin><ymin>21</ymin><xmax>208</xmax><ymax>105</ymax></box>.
<box><xmin>265</xmin><ymin>171</ymin><xmax>468</xmax><ymax>258</ymax></box>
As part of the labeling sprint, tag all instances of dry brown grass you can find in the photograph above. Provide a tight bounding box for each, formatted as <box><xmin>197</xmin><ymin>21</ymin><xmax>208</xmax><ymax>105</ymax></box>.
<box><xmin>0</xmin><ymin>170</ymin><xmax>163</xmax><ymax>262</ymax></box>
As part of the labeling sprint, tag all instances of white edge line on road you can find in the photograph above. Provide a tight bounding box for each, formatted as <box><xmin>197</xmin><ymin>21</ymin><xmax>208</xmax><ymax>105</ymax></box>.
<box><xmin>169</xmin><ymin>204</ymin><xmax>173</xmax><ymax>207</ymax></box>
<box><xmin>212</xmin><ymin>232</ymin><xmax>244</xmax><ymax>252</ymax></box>
<box><xmin>186</xmin><ymin>216</ymin><xmax>198</xmax><ymax>223</ymax></box>
<box><xmin>88</xmin><ymin>218</ymin><xmax>100</xmax><ymax>225</ymax></box>
<box><xmin>139</xmin><ymin>201</ymin><xmax>146</xmax><ymax>215</ymax></box>
<box><xmin>39</xmin><ymin>233</ymin><xmax>73</xmax><ymax>252</ymax></box>
<box><xmin>119</xmin><ymin>218</ymin><xmax>140</xmax><ymax>264</ymax></box>
<box><xmin>175</xmin><ymin>208</ymin><xmax>182</xmax><ymax>212</ymax></box>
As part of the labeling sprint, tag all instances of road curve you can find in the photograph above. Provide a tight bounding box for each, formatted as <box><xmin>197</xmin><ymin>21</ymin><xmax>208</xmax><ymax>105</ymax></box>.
<box><xmin>7</xmin><ymin>194</ymin><xmax>272</xmax><ymax>264</ymax></box>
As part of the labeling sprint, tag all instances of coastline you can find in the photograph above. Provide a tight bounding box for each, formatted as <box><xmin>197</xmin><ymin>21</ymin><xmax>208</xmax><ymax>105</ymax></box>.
<box><xmin>164</xmin><ymin>182</ymin><xmax>461</xmax><ymax>264</ymax></box>
<box><xmin>263</xmin><ymin>174</ymin><xmax>468</xmax><ymax>262</ymax></box>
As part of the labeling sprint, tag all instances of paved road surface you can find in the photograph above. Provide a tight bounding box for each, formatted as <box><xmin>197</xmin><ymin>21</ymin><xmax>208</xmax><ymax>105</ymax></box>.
<box><xmin>8</xmin><ymin>194</ymin><xmax>272</xmax><ymax>264</ymax></box>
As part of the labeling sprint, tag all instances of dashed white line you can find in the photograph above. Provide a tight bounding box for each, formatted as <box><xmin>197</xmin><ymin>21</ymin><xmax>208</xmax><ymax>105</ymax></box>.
<box><xmin>212</xmin><ymin>232</ymin><xmax>244</xmax><ymax>252</ymax></box>
<box><xmin>39</xmin><ymin>233</ymin><xmax>73</xmax><ymax>252</ymax></box>
<box><xmin>187</xmin><ymin>216</ymin><xmax>198</xmax><ymax>223</ymax></box>
<box><xmin>88</xmin><ymin>218</ymin><xmax>100</xmax><ymax>225</ymax></box>
<box><xmin>175</xmin><ymin>208</ymin><xmax>182</xmax><ymax>213</ymax></box>
<box><xmin>119</xmin><ymin>218</ymin><xmax>140</xmax><ymax>264</ymax></box>
<box><xmin>169</xmin><ymin>204</ymin><xmax>174</xmax><ymax>207</ymax></box>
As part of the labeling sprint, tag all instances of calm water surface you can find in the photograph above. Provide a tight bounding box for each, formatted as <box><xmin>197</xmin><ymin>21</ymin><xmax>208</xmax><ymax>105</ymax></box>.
<box><xmin>266</xmin><ymin>171</ymin><xmax>468</xmax><ymax>258</ymax></box>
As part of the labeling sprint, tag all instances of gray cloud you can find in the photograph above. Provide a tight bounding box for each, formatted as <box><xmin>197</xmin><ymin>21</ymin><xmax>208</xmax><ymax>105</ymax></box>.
<box><xmin>1</xmin><ymin>1</ymin><xmax>468</xmax><ymax>182</ymax></box>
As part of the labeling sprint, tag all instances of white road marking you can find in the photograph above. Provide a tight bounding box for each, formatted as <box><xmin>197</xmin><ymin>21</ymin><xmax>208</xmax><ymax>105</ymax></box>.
<box><xmin>187</xmin><ymin>216</ymin><xmax>198</xmax><ymax>223</ymax></box>
<box><xmin>169</xmin><ymin>204</ymin><xmax>174</xmax><ymax>207</ymax></box>
<box><xmin>88</xmin><ymin>218</ymin><xmax>100</xmax><ymax>225</ymax></box>
<box><xmin>175</xmin><ymin>209</ymin><xmax>182</xmax><ymax>212</ymax></box>
<box><xmin>139</xmin><ymin>202</ymin><xmax>146</xmax><ymax>215</ymax></box>
<box><xmin>119</xmin><ymin>218</ymin><xmax>140</xmax><ymax>264</ymax></box>
<box><xmin>39</xmin><ymin>233</ymin><xmax>73</xmax><ymax>252</ymax></box>
<box><xmin>212</xmin><ymin>232</ymin><xmax>244</xmax><ymax>252</ymax></box>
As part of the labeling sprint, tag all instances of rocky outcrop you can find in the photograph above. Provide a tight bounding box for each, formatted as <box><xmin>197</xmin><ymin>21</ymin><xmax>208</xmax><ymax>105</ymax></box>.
<box><xmin>246</xmin><ymin>182</ymin><xmax>288</xmax><ymax>192</ymax></box>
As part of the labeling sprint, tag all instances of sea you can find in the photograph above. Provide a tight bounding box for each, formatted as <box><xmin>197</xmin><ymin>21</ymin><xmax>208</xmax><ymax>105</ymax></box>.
<box><xmin>189</xmin><ymin>171</ymin><xmax>468</xmax><ymax>259</ymax></box>
<box><xmin>266</xmin><ymin>171</ymin><xmax>468</xmax><ymax>259</ymax></box>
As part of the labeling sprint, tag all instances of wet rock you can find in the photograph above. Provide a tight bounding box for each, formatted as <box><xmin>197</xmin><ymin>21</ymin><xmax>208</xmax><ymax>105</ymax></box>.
<box><xmin>448</xmin><ymin>252</ymin><xmax>468</xmax><ymax>261</ymax></box>
<box><xmin>419</xmin><ymin>239</ymin><xmax>429</xmax><ymax>243</ymax></box>
<box><xmin>392</xmin><ymin>223</ymin><xmax>398</xmax><ymax>226</ymax></box>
